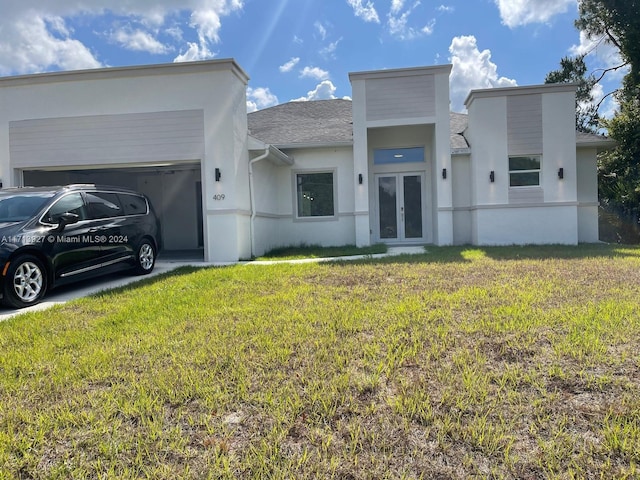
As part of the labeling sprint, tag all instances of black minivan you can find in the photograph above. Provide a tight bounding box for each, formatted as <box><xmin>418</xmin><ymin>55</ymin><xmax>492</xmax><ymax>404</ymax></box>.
<box><xmin>0</xmin><ymin>185</ymin><xmax>160</xmax><ymax>308</ymax></box>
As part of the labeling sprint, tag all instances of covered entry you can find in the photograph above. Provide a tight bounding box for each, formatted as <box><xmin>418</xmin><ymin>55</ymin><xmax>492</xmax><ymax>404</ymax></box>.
<box><xmin>22</xmin><ymin>163</ymin><xmax>204</xmax><ymax>256</ymax></box>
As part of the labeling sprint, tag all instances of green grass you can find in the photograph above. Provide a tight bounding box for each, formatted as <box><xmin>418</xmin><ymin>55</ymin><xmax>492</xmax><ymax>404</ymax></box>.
<box><xmin>256</xmin><ymin>243</ymin><xmax>388</xmax><ymax>260</ymax></box>
<box><xmin>1</xmin><ymin>244</ymin><xmax>640</xmax><ymax>478</ymax></box>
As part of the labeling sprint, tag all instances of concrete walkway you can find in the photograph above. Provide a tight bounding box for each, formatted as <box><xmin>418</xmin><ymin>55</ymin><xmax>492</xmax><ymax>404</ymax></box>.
<box><xmin>0</xmin><ymin>246</ymin><xmax>425</xmax><ymax>321</ymax></box>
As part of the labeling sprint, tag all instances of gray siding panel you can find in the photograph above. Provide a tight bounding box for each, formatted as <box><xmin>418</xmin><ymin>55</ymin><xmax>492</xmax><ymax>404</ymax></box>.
<box><xmin>508</xmin><ymin>187</ymin><xmax>544</xmax><ymax>204</ymax></box>
<box><xmin>10</xmin><ymin>110</ymin><xmax>205</xmax><ymax>168</ymax></box>
<box><xmin>365</xmin><ymin>75</ymin><xmax>435</xmax><ymax>121</ymax></box>
<box><xmin>507</xmin><ymin>95</ymin><xmax>542</xmax><ymax>155</ymax></box>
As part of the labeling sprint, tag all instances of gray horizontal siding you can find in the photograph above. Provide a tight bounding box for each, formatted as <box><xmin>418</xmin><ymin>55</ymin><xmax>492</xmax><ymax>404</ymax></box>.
<box><xmin>507</xmin><ymin>94</ymin><xmax>542</xmax><ymax>156</ymax></box>
<box><xmin>365</xmin><ymin>75</ymin><xmax>435</xmax><ymax>121</ymax></box>
<box><xmin>10</xmin><ymin>110</ymin><xmax>205</xmax><ymax>168</ymax></box>
<box><xmin>508</xmin><ymin>187</ymin><xmax>544</xmax><ymax>204</ymax></box>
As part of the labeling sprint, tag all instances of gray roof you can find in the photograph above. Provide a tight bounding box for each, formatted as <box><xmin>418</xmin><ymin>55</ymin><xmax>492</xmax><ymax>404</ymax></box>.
<box><xmin>248</xmin><ymin>99</ymin><xmax>353</xmax><ymax>146</ymax></box>
<box><xmin>576</xmin><ymin>130</ymin><xmax>616</xmax><ymax>148</ymax></box>
<box><xmin>248</xmin><ymin>99</ymin><xmax>610</xmax><ymax>151</ymax></box>
<box><xmin>248</xmin><ymin>99</ymin><xmax>471</xmax><ymax>149</ymax></box>
<box><xmin>449</xmin><ymin>111</ymin><xmax>469</xmax><ymax>150</ymax></box>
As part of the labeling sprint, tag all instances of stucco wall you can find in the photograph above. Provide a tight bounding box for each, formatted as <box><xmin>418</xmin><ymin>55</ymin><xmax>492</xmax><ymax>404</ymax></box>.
<box><xmin>452</xmin><ymin>155</ymin><xmax>472</xmax><ymax>245</ymax></box>
<box><xmin>465</xmin><ymin>84</ymin><xmax>581</xmax><ymax>245</ymax></box>
<box><xmin>473</xmin><ymin>205</ymin><xmax>578</xmax><ymax>245</ymax></box>
<box><xmin>350</xmin><ymin>64</ymin><xmax>452</xmax><ymax>246</ymax></box>
<box><xmin>250</xmin><ymin>146</ymin><xmax>356</xmax><ymax>255</ymax></box>
<box><xmin>576</xmin><ymin>147</ymin><xmax>599</xmax><ymax>242</ymax></box>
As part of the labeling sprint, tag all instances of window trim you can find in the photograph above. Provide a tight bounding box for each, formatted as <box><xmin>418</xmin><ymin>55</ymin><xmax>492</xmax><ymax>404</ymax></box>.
<box><xmin>508</xmin><ymin>155</ymin><xmax>542</xmax><ymax>188</ymax></box>
<box><xmin>292</xmin><ymin>168</ymin><xmax>338</xmax><ymax>221</ymax></box>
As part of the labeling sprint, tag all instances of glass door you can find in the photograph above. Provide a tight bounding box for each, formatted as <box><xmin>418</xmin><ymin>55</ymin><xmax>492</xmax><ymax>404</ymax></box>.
<box><xmin>376</xmin><ymin>173</ymin><xmax>425</xmax><ymax>242</ymax></box>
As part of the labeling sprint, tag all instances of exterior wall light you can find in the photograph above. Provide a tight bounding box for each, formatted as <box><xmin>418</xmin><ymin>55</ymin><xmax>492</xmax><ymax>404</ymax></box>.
<box><xmin>215</xmin><ymin>168</ymin><xmax>222</xmax><ymax>182</ymax></box>
<box><xmin>558</xmin><ymin>167</ymin><xmax>564</xmax><ymax>179</ymax></box>
<box><xmin>358</xmin><ymin>173</ymin><xmax>363</xmax><ymax>185</ymax></box>
<box><xmin>442</xmin><ymin>168</ymin><xmax>447</xmax><ymax>179</ymax></box>
<box><xmin>489</xmin><ymin>170</ymin><xmax>495</xmax><ymax>183</ymax></box>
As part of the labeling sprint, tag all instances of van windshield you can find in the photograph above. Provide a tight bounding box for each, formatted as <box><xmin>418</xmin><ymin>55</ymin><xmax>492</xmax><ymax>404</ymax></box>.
<box><xmin>0</xmin><ymin>192</ymin><xmax>55</xmax><ymax>222</ymax></box>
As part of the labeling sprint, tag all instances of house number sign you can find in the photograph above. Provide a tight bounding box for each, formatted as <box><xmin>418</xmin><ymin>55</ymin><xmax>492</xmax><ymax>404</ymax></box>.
<box><xmin>213</xmin><ymin>194</ymin><xmax>226</xmax><ymax>201</ymax></box>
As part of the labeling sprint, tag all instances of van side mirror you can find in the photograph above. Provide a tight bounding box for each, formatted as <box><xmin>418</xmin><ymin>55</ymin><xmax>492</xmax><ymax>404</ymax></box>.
<box><xmin>55</xmin><ymin>212</ymin><xmax>79</xmax><ymax>231</ymax></box>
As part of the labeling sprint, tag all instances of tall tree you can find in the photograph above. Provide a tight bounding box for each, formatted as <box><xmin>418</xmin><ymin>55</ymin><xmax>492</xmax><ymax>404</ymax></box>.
<box><xmin>545</xmin><ymin>55</ymin><xmax>599</xmax><ymax>133</ymax></box>
<box><xmin>548</xmin><ymin>0</ymin><xmax>640</xmax><ymax>218</ymax></box>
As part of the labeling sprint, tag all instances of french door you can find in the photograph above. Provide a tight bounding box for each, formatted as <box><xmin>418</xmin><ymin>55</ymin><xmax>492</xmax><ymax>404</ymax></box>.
<box><xmin>376</xmin><ymin>173</ymin><xmax>426</xmax><ymax>242</ymax></box>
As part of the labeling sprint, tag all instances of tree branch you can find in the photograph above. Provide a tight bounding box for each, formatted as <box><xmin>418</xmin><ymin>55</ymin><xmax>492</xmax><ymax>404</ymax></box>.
<box><xmin>595</xmin><ymin>89</ymin><xmax>619</xmax><ymax>111</ymax></box>
<box><xmin>593</xmin><ymin>62</ymin><xmax>629</xmax><ymax>84</ymax></box>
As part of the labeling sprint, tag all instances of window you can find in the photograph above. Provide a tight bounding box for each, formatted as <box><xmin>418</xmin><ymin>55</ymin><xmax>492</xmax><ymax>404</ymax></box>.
<box><xmin>296</xmin><ymin>172</ymin><xmax>335</xmax><ymax>217</ymax></box>
<box><xmin>509</xmin><ymin>156</ymin><xmax>541</xmax><ymax>187</ymax></box>
<box><xmin>374</xmin><ymin>147</ymin><xmax>425</xmax><ymax>165</ymax></box>
<box><xmin>86</xmin><ymin>192</ymin><xmax>124</xmax><ymax>219</ymax></box>
<box><xmin>118</xmin><ymin>194</ymin><xmax>148</xmax><ymax>216</ymax></box>
<box><xmin>43</xmin><ymin>193</ymin><xmax>87</xmax><ymax>223</ymax></box>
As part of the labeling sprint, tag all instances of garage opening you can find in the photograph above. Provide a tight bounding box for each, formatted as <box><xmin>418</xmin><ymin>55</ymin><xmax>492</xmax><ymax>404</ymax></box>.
<box><xmin>22</xmin><ymin>163</ymin><xmax>204</xmax><ymax>260</ymax></box>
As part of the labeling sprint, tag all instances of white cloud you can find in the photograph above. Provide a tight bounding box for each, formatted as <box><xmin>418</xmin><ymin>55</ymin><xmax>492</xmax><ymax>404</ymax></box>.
<box><xmin>391</xmin><ymin>0</ymin><xmax>405</xmax><ymax>15</ymax></box>
<box><xmin>0</xmin><ymin>1</ymin><xmax>243</xmax><ymax>75</ymax></box>
<box><xmin>449</xmin><ymin>35</ymin><xmax>518</xmax><ymax>111</ymax></box>
<box><xmin>421</xmin><ymin>19</ymin><xmax>436</xmax><ymax>35</ymax></box>
<box><xmin>494</xmin><ymin>0</ymin><xmax>576</xmax><ymax>28</ymax></box>
<box><xmin>246</xmin><ymin>86</ymin><xmax>278</xmax><ymax>112</ymax></box>
<box><xmin>110</xmin><ymin>28</ymin><xmax>172</xmax><ymax>54</ymax></box>
<box><xmin>346</xmin><ymin>0</ymin><xmax>380</xmax><ymax>23</ymax></box>
<box><xmin>292</xmin><ymin>80</ymin><xmax>338</xmax><ymax>102</ymax></box>
<box><xmin>314</xmin><ymin>21</ymin><xmax>327</xmax><ymax>41</ymax></box>
<box><xmin>300</xmin><ymin>66</ymin><xmax>330</xmax><ymax>81</ymax></box>
<box><xmin>173</xmin><ymin>41</ymin><xmax>214</xmax><ymax>62</ymax></box>
<box><xmin>279</xmin><ymin>57</ymin><xmax>300</xmax><ymax>73</ymax></box>
<box><xmin>387</xmin><ymin>2</ymin><xmax>435</xmax><ymax>40</ymax></box>
<box><xmin>0</xmin><ymin>14</ymin><xmax>101</xmax><ymax>75</ymax></box>
<box><xmin>437</xmin><ymin>5</ymin><xmax>454</xmax><ymax>13</ymax></box>
<box><xmin>320</xmin><ymin>38</ymin><xmax>342</xmax><ymax>59</ymax></box>
<box><xmin>165</xmin><ymin>26</ymin><xmax>184</xmax><ymax>42</ymax></box>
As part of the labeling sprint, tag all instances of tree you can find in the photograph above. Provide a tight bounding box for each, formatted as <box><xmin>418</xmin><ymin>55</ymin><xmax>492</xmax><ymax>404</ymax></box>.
<box><xmin>547</xmin><ymin>0</ymin><xmax>640</xmax><ymax>221</ymax></box>
<box><xmin>545</xmin><ymin>55</ymin><xmax>599</xmax><ymax>133</ymax></box>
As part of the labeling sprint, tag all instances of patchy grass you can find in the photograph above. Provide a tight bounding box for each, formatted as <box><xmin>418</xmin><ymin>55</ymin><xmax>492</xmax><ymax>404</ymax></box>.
<box><xmin>1</xmin><ymin>244</ymin><xmax>640</xmax><ymax>479</ymax></box>
<box><xmin>257</xmin><ymin>243</ymin><xmax>388</xmax><ymax>260</ymax></box>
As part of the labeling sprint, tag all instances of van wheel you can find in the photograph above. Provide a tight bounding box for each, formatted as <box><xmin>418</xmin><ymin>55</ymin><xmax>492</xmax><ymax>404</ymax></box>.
<box><xmin>134</xmin><ymin>240</ymin><xmax>156</xmax><ymax>275</ymax></box>
<box><xmin>3</xmin><ymin>255</ymin><xmax>48</xmax><ymax>308</ymax></box>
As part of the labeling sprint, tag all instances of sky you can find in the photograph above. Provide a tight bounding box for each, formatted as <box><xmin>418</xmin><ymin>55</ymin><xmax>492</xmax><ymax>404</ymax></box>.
<box><xmin>0</xmin><ymin>0</ymin><xmax>624</xmax><ymax>115</ymax></box>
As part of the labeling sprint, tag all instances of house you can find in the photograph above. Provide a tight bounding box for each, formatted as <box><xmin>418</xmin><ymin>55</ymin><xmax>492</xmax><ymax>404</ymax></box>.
<box><xmin>0</xmin><ymin>59</ymin><xmax>613</xmax><ymax>262</ymax></box>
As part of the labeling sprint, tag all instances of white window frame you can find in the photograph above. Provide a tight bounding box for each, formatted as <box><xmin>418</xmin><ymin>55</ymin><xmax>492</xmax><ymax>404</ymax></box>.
<box><xmin>508</xmin><ymin>155</ymin><xmax>542</xmax><ymax>188</ymax></box>
<box><xmin>292</xmin><ymin>169</ymin><xmax>338</xmax><ymax>221</ymax></box>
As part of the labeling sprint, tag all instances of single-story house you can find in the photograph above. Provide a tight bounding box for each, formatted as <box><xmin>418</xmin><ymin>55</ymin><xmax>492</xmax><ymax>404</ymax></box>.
<box><xmin>0</xmin><ymin>59</ymin><xmax>613</xmax><ymax>262</ymax></box>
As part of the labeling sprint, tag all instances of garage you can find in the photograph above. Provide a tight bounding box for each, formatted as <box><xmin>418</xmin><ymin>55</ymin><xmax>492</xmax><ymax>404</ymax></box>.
<box><xmin>22</xmin><ymin>163</ymin><xmax>204</xmax><ymax>258</ymax></box>
<box><xmin>1</xmin><ymin>60</ymin><xmax>255</xmax><ymax>262</ymax></box>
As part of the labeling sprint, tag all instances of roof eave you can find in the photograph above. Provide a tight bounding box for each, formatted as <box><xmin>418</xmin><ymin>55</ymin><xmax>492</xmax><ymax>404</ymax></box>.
<box><xmin>576</xmin><ymin>139</ymin><xmax>617</xmax><ymax>150</ymax></box>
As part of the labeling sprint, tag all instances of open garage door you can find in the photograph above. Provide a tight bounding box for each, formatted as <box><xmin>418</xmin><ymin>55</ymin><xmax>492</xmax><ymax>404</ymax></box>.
<box><xmin>22</xmin><ymin>163</ymin><xmax>204</xmax><ymax>259</ymax></box>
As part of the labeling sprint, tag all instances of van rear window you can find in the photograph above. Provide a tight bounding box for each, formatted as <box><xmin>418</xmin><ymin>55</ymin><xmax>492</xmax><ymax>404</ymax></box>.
<box><xmin>119</xmin><ymin>194</ymin><xmax>148</xmax><ymax>215</ymax></box>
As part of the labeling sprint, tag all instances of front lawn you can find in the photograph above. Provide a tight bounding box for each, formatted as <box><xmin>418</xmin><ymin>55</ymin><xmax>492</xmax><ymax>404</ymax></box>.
<box><xmin>1</xmin><ymin>245</ymin><xmax>640</xmax><ymax>479</ymax></box>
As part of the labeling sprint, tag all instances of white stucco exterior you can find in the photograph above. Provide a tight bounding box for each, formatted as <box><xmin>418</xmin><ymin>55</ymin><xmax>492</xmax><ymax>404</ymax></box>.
<box><xmin>0</xmin><ymin>59</ymin><xmax>613</xmax><ymax>261</ymax></box>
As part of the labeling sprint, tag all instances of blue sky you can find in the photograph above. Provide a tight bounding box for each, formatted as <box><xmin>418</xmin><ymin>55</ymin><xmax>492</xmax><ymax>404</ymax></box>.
<box><xmin>0</xmin><ymin>0</ymin><xmax>623</xmax><ymax>114</ymax></box>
